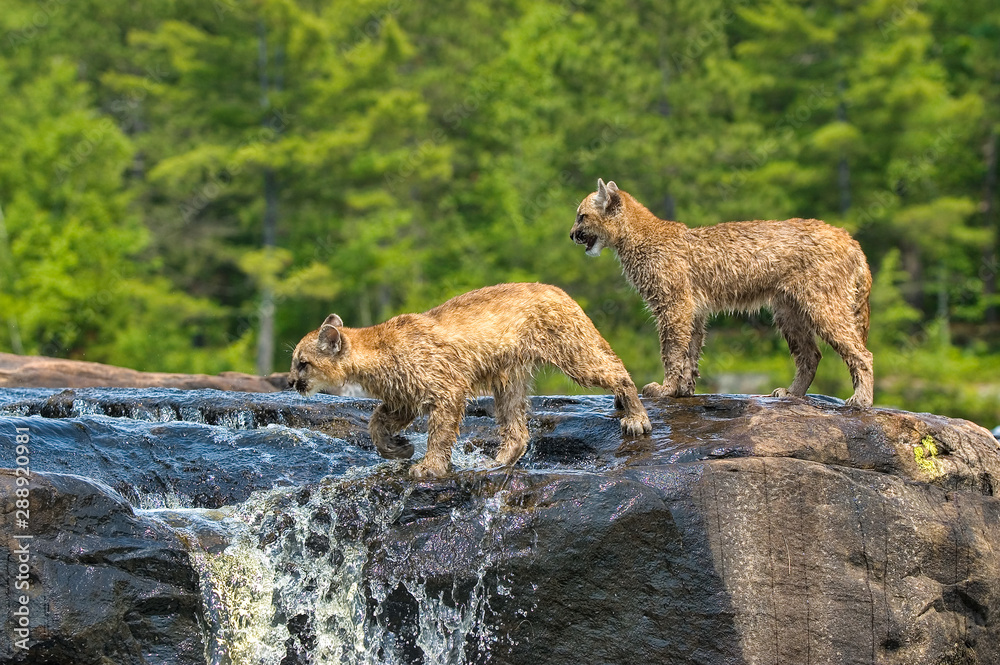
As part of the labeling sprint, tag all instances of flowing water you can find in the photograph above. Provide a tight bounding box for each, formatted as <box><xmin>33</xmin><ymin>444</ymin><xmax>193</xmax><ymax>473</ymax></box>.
<box><xmin>0</xmin><ymin>388</ymin><xmax>541</xmax><ymax>665</ymax></box>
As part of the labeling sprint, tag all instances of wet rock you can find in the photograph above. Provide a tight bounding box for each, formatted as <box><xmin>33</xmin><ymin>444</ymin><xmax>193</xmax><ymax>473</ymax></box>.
<box><xmin>0</xmin><ymin>407</ymin><xmax>380</xmax><ymax>509</ymax></box>
<box><xmin>255</xmin><ymin>395</ymin><xmax>1000</xmax><ymax>665</ymax></box>
<box><xmin>0</xmin><ymin>387</ymin><xmax>377</xmax><ymax>441</ymax></box>
<box><xmin>0</xmin><ymin>470</ymin><xmax>205</xmax><ymax>664</ymax></box>
<box><xmin>2</xmin><ymin>391</ymin><xmax>1000</xmax><ymax>664</ymax></box>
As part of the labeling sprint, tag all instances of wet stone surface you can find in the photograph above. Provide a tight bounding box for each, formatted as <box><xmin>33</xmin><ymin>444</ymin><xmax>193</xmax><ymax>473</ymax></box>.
<box><xmin>1</xmin><ymin>389</ymin><xmax>999</xmax><ymax>664</ymax></box>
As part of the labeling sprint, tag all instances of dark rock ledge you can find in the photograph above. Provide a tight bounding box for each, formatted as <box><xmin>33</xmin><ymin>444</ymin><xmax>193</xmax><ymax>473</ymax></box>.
<box><xmin>0</xmin><ymin>392</ymin><xmax>999</xmax><ymax>664</ymax></box>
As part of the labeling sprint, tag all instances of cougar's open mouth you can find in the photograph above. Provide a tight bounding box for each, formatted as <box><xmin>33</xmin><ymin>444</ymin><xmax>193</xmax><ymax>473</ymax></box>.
<box><xmin>571</xmin><ymin>229</ymin><xmax>602</xmax><ymax>256</ymax></box>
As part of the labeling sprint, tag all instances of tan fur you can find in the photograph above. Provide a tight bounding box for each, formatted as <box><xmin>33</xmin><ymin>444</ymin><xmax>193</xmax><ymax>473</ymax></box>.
<box><xmin>290</xmin><ymin>283</ymin><xmax>652</xmax><ymax>478</ymax></box>
<box><xmin>570</xmin><ymin>179</ymin><xmax>874</xmax><ymax>407</ymax></box>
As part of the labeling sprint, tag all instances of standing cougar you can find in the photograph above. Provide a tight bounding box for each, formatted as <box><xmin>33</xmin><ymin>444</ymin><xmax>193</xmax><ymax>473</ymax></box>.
<box><xmin>570</xmin><ymin>179</ymin><xmax>874</xmax><ymax>407</ymax></box>
<box><xmin>290</xmin><ymin>283</ymin><xmax>652</xmax><ymax>478</ymax></box>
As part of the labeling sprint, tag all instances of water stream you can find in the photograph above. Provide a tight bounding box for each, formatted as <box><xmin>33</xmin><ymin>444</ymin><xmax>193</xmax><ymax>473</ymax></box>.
<box><xmin>0</xmin><ymin>388</ymin><xmax>541</xmax><ymax>664</ymax></box>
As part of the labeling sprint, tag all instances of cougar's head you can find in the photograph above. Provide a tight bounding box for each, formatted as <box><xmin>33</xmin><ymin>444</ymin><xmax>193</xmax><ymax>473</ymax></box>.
<box><xmin>570</xmin><ymin>178</ymin><xmax>622</xmax><ymax>257</ymax></box>
<box><xmin>290</xmin><ymin>313</ymin><xmax>350</xmax><ymax>396</ymax></box>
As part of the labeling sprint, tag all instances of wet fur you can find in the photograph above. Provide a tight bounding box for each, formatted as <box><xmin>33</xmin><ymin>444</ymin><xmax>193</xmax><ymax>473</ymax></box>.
<box><xmin>290</xmin><ymin>283</ymin><xmax>652</xmax><ymax>478</ymax></box>
<box><xmin>570</xmin><ymin>179</ymin><xmax>874</xmax><ymax>407</ymax></box>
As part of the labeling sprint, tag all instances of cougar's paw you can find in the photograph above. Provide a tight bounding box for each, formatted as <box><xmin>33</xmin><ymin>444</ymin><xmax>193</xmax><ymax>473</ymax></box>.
<box><xmin>844</xmin><ymin>394</ymin><xmax>873</xmax><ymax>408</ymax></box>
<box><xmin>642</xmin><ymin>382</ymin><xmax>669</xmax><ymax>398</ymax></box>
<box><xmin>621</xmin><ymin>412</ymin><xmax>652</xmax><ymax>437</ymax></box>
<box><xmin>377</xmin><ymin>435</ymin><xmax>414</xmax><ymax>460</ymax></box>
<box><xmin>409</xmin><ymin>459</ymin><xmax>449</xmax><ymax>479</ymax></box>
<box><xmin>643</xmin><ymin>382</ymin><xmax>687</xmax><ymax>398</ymax></box>
<box><xmin>495</xmin><ymin>444</ymin><xmax>528</xmax><ymax>467</ymax></box>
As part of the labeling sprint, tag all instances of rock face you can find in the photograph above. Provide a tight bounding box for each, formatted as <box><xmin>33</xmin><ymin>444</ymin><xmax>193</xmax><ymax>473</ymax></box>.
<box><xmin>0</xmin><ymin>470</ymin><xmax>206</xmax><ymax>664</ymax></box>
<box><xmin>259</xmin><ymin>396</ymin><xmax>1000</xmax><ymax>665</ymax></box>
<box><xmin>1</xmin><ymin>390</ymin><xmax>999</xmax><ymax>664</ymax></box>
<box><xmin>0</xmin><ymin>352</ymin><xmax>287</xmax><ymax>392</ymax></box>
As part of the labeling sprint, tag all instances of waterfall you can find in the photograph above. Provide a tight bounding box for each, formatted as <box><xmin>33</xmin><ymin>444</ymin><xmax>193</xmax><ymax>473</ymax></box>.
<box><xmin>177</xmin><ymin>465</ymin><xmax>514</xmax><ymax>665</ymax></box>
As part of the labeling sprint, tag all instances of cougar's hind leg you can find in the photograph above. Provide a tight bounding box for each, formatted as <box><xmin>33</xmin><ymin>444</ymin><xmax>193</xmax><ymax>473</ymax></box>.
<box><xmin>369</xmin><ymin>402</ymin><xmax>417</xmax><ymax>459</ymax></box>
<box><xmin>493</xmin><ymin>374</ymin><xmax>531</xmax><ymax>467</ymax></box>
<box><xmin>553</xmin><ymin>346</ymin><xmax>651</xmax><ymax>436</ymax></box>
<box><xmin>771</xmin><ymin>300</ymin><xmax>822</xmax><ymax>398</ymax></box>
<box><xmin>682</xmin><ymin>315</ymin><xmax>708</xmax><ymax>395</ymax></box>
<box><xmin>811</xmin><ymin>300</ymin><xmax>874</xmax><ymax>407</ymax></box>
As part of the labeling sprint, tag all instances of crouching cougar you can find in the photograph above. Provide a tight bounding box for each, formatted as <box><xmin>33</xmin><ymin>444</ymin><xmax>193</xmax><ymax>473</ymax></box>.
<box><xmin>290</xmin><ymin>282</ymin><xmax>652</xmax><ymax>478</ymax></box>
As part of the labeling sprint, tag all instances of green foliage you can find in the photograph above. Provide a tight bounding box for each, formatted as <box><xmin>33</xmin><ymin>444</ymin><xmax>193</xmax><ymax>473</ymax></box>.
<box><xmin>2</xmin><ymin>0</ymin><xmax>999</xmax><ymax>424</ymax></box>
<box><xmin>913</xmin><ymin>435</ymin><xmax>940</xmax><ymax>474</ymax></box>
<box><xmin>0</xmin><ymin>57</ymin><xmax>225</xmax><ymax>370</ymax></box>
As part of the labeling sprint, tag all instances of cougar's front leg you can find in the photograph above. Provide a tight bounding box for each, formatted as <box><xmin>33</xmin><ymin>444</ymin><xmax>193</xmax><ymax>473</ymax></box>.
<box><xmin>643</xmin><ymin>302</ymin><xmax>695</xmax><ymax>398</ymax></box>
<box><xmin>410</xmin><ymin>393</ymin><xmax>464</xmax><ymax>479</ymax></box>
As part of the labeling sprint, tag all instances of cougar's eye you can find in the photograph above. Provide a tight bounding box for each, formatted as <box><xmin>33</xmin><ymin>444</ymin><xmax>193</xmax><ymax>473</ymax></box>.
<box><xmin>297</xmin><ymin>359</ymin><xmax>310</xmax><ymax>372</ymax></box>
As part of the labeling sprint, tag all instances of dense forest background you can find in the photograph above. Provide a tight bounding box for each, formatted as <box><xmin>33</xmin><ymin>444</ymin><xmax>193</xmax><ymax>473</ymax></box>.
<box><xmin>1</xmin><ymin>0</ymin><xmax>999</xmax><ymax>424</ymax></box>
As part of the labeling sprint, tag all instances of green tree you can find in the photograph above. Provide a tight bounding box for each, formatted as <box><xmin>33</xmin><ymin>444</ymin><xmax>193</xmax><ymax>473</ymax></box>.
<box><xmin>0</xmin><ymin>58</ymin><xmax>219</xmax><ymax>369</ymax></box>
<box><xmin>731</xmin><ymin>0</ymin><xmax>984</xmax><ymax>316</ymax></box>
<box><xmin>105</xmin><ymin>0</ymin><xmax>448</xmax><ymax>372</ymax></box>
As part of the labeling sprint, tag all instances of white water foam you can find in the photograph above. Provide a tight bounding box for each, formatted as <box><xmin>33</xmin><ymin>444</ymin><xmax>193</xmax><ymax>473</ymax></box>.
<box><xmin>185</xmin><ymin>463</ymin><xmax>518</xmax><ymax>665</ymax></box>
<box><xmin>71</xmin><ymin>399</ymin><xmax>105</xmax><ymax>417</ymax></box>
<box><xmin>216</xmin><ymin>410</ymin><xmax>257</xmax><ymax>430</ymax></box>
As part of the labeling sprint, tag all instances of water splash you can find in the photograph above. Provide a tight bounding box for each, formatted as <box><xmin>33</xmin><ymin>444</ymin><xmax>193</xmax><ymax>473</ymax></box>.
<box><xmin>198</xmin><ymin>539</ymin><xmax>285</xmax><ymax>665</ymax></box>
<box><xmin>186</xmin><ymin>466</ymin><xmax>519</xmax><ymax>665</ymax></box>
<box><xmin>216</xmin><ymin>409</ymin><xmax>257</xmax><ymax>430</ymax></box>
<box><xmin>71</xmin><ymin>398</ymin><xmax>105</xmax><ymax>417</ymax></box>
<box><xmin>406</xmin><ymin>576</ymin><xmax>494</xmax><ymax>663</ymax></box>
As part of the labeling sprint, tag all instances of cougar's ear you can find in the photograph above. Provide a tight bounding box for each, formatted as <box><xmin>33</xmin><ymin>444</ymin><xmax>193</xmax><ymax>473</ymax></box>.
<box><xmin>595</xmin><ymin>178</ymin><xmax>619</xmax><ymax>213</ymax></box>
<box><xmin>603</xmin><ymin>180</ymin><xmax>621</xmax><ymax>212</ymax></box>
<box><xmin>595</xmin><ymin>178</ymin><xmax>608</xmax><ymax>208</ymax></box>
<box><xmin>318</xmin><ymin>314</ymin><xmax>343</xmax><ymax>354</ymax></box>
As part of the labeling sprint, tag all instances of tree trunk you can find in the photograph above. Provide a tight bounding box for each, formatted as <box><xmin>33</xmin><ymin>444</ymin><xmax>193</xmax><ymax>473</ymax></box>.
<box><xmin>256</xmin><ymin>167</ymin><xmax>279</xmax><ymax>376</ymax></box>
<box><xmin>983</xmin><ymin>130</ymin><xmax>998</xmax><ymax>324</ymax></box>
<box><xmin>255</xmin><ymin>21</ymin><xmax>281</xmax><ymax>376</ymax></box>
<box><xmin>658</xmin><ymin>39</ymin><xmax>674</xmax><ymax>221</ymax></box>
<box><xmin>901</xmin><ymin>240</ymin><xmax>923</xmax><ymax>311</ymax></box>
<box><xmin>837</xmin><ymin>85</ymin><xmax>851</xmax><ymax>215</ymax></box>
<box><xmin>937</xmin><ymin>262</ymin><xmax>951</xmax><ymax>348</ymax></box>
<box><xmin>662</xmin><ymin>193</ymin><xmax>676</xmax><ymax>222</ymax></box>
